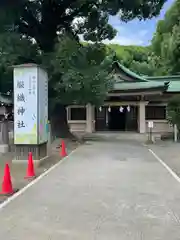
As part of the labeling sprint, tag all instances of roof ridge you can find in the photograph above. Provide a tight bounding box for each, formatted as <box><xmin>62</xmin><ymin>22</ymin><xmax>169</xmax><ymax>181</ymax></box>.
<box><xmin>113</xmin><ymin>61</ymin><xmax>148</xmax><ymax>82</ymax></box>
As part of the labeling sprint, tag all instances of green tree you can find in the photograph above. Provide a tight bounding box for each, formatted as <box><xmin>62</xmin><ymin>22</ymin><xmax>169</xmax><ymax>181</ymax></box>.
<box><xmin>151</xmin><ymin>0</ymin><xmax>180</xmax><ymax>75</ymax></box>
<box><xmin>106</xmin><ymin>44</ymin><xmax>159</xmax><ymax>76</ymax></box>
<box><xmin>44</xmin><ymin>36</ymin><xmax>113</xmax><ymax>136</ymax></box>
<box><xmin>164</xmin><ymin>23</ymin><xmax>180</xmax><ymax>74</ymax></box>
<box><xmin>0</xmin><ymin>32</ymin><xmax>39</xmax><ymax>94</ymax></box>
<box><xmin>108</xmin><ymin>44</ymin><xmax>134</xmax><ymax>67</ymax></box>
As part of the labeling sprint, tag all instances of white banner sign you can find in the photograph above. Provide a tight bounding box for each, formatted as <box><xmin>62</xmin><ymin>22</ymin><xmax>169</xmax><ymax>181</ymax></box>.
<box><xmin>14</xmin><ymin>65</ymin><xmax>48</xmax><ymax>144</ymax></box>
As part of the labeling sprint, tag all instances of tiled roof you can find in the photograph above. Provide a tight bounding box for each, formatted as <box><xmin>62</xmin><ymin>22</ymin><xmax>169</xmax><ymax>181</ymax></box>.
<box><xmin>167</xmin><ymin>81</ymin><xmax>180</xmax><ymax>92</ymax></box>
<box><xmin>112</xmin><ymin>62</ymin><xmax>168</xmax><ymax>92</ymax></box>
<box><xmin>114</xmin><ymin>62</ymin><xmax>148</xmax><ymax>82</ymax></box>
<box><xmin>145</xmin><ymin>76</ymin><xmax>180</xmax><ymax>92</ymax></box>
<box><xmin>112</xmin><ymin>61</ymin><xmax>180</xmax><ymax>93</ymax></box>
<box><xmin>145</xmin><ymin>75</ymin><xmax>180</xmax><ymax>82</ymax></box>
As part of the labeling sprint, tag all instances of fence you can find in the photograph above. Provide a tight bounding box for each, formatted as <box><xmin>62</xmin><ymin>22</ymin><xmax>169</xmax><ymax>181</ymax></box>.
<box><xmin>0</xmin><ymin>121</ymin><xmax>13</xmax><ymax>133</ymax></box>
<box><xmin>0</xmin><ymin>121</ymin><xmax>14</xmax><ymax>144</ymax></box>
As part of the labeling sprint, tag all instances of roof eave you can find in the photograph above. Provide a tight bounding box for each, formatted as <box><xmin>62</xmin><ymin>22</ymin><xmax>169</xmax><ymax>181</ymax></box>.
<box><xmin>110</xmin><ymin>84</ymin><xmax>167</xmax><ymax>93</ymax></box>
<box><xmin>113</xmin><ymin>61</ymin><xmax>148</xmax><ymax>82</ymax></box>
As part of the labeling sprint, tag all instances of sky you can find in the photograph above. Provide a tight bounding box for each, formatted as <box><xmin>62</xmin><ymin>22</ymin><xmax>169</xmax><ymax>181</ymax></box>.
<box><xmin>105</xmin><ymin>0</ymin><xmax>175</xmax><ymax>46</ymax></box>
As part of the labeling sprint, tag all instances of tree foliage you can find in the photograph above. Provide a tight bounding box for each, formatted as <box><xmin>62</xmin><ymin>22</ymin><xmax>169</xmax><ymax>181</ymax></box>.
<box><xmin>151</xmin><ymin>0</ymin><xmax>180</xmax><ymax>75</ymax></box>
<box><xmin>0</xmin><ymin>0</ymin><xmax>168</xmax><ymax>101</ymax></box>
<box><xmin>0</xmin><ymin>32</ymin><xmax>39</xmax><ymax>94</ymax></box>
<box><xmin>0</xmin><ymin>0</ymin><xmax>167</xmax><ymax>44</ymax></box>
<box><xmin>45</xmin><ymin>35</ymin><xmax>113</xmax><ymax>110</ymax></box>
<box><xmin>107</xmin><ymin>44</ymin><xmax>162</xmax><ymax>76</ymax></box>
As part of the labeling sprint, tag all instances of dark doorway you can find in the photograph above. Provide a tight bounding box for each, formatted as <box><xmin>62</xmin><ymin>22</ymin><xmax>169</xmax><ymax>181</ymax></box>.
<box><xmin>95</xmin><ymin>106</ymin><xmax>138</xmax><ymax>132</ymax></box>
<box><xmin>95</xmin><ymin>107</ymin><xmax>108</xmax><ymax>131</ymax></box>
<box><xmin>108</xmin><ymin>106</ymin><xmax>126</xmax><ymax>131</ymax></box>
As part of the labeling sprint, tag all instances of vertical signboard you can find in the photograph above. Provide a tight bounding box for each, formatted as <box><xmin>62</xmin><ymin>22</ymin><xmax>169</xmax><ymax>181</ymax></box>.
<box><xmin>14</xmin><ymin>65</ymin><xmax>48</xmax><ymax>145</ymax></box>
<box><xmin>14</xmin><ymin>66</ymin><xmax>38</xmax><ymax>144</ymax></box>
<box><xmin>38</xmin><ymin>68</ymin><xmax>48</xmax><ymax>144</ymax></box>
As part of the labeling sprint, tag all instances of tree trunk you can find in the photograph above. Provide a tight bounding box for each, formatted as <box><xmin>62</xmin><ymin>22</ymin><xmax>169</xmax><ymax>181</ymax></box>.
<box><xmin>50</xmin><ymin>103</ymin><xmax>79</xmax><ymax>141</ymax></box>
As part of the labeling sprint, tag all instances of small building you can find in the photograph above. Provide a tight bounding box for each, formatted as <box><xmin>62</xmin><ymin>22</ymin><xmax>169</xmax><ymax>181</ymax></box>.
<box><xmin>67</xmin><ymin>61</ymin><xmax>179</xmax><ymax>135</ymax></box>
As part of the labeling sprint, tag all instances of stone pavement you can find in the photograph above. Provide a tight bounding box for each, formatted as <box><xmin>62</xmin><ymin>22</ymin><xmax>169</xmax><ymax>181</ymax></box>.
<box><xmin>0</xmin><ymin>140</ymin><xmax>180</xmax><ymax>239</ymax></box>
<box><xmin>148</xmin><ymin>141</ymin><xmax>180</xmax><ymax>178</ymax></box>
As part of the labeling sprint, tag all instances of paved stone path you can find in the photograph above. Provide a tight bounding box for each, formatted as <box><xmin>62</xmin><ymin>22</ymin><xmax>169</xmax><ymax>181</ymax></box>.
<box><xmin>0</xmin><ymin>140</ymin><xmax>180</xmax><ymax>239</ymax></box>
<box><xmin>149</xmin><ymin>141</ymin><xmax>180</xmax><ymax>178</ymax></box>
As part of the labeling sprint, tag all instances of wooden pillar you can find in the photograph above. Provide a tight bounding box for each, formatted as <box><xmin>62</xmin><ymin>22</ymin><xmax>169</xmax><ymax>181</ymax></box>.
<box><xmin>138</xmin><ymin>101</ymin><xmax>146</xmax><ymax>133</ymax></box>
<box><xmin>86</xmin><ymin>104</ymin><xmax>95</xmax><ymax>133</ymax></box>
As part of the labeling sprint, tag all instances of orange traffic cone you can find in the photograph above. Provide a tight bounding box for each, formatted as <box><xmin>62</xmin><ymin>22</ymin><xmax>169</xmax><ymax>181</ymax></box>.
<box><xmin>24</xmin><ymin>152</ymin><xmax>36</xmax><ymax>179</ymax></box>
<box><xmin>0</xmin><ymin>163</ymin><xmax>14</xmax><ymax>195</ymax></box>
<box><xmin>60</xmin><ymin>140</ymin><xmax>67</xmax><ymax>157</ymax></box>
